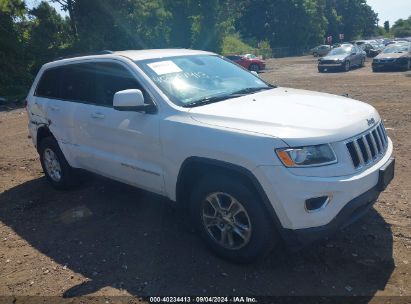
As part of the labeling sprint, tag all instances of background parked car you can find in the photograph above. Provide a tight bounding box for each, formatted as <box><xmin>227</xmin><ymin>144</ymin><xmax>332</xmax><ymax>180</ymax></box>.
<box><xmin>225</xmin><ymin>54</ymin><xmax>266</xmax><ymax>72</ymax></box>
<box><xmin>372</xmin><ymin>43</ymin><xmax>411</xmax><ymax>72</ymax></box>
<box><xmin>310</xmin><ymin>45</ymin><xmax>331</xmax><ymax>57</ymax></box>
<box><xmin>360</xmin><ymin>42</ymin><xmax>384</xmax><ymax>57</ymax></box>
<box><xmin>318</xmin><ymin>44</ymin><xmax>366</xmax><ymax>72</ymax></box>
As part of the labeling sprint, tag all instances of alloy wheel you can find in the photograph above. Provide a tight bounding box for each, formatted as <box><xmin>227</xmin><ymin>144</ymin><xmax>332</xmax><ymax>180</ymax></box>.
<box><xmin>201</xmin><ymin>192</ymin><xmax>252</xmax><ymax>250</ymax></box>
<box><xmin>43</xmin><ymin>148</ymin><xmax>62</xmax><ymax>182</ymax></box>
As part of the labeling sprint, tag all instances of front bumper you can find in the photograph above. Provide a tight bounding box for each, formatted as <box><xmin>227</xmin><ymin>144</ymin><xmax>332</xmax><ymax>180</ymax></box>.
<box><xmin>282</xmin><ymin>156</ymin><xmax>394</xmax><ymax>249</ymax></box>
<box><xmin>253</xmin><ymin>139</ymin><xmax>393</xmax><ymax>236</ymax></box>
<box><xmin>318</xmin><ymin>62</ymin><xmax>344</xmax><ymax>70</ymax></box>
<box><xmin>372</xmin><ymin>59</ymin><xmax>408</xmax><ymax>70</ymax></box>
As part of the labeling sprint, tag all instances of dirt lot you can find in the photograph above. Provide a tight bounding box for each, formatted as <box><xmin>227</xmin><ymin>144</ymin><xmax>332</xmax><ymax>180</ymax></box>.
<box><xmin>0</xmin><ymin>56</ymin><xmax>410</xmax><ymax>301</ymax></box>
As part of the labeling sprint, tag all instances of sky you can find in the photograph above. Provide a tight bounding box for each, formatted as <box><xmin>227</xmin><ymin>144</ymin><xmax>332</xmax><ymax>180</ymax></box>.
<box><xmin>366</xmin><ymin>0</ymin><xmax>411</xmax><ymax>26</ymax></box>
<box><xmin>27</xmin><ymin>0</ymin><xmax>411</xmax><ymax>26</ymax></box>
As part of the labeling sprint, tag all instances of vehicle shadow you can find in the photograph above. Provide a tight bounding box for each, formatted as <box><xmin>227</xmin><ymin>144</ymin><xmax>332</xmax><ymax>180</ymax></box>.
<box><xmin>0</xmin><ymin>176</ymin><xmax>394</xmax><ymax>299</ymax></box>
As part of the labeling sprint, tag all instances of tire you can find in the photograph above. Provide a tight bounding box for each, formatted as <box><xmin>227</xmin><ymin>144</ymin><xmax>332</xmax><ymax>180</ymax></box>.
<box><xmin>404</xmin><ymin>59</ymin><xmax>411</xmax><ymax>71</ymax></box>
<box><xmin>360</xmin><ymin>58</ymin><xmax>365</xmax><ymax>67</ymax></box>
<box><xmin>39</xmin><ymin>136</ymin><xmax>76</xmax><ymax>190</ymax></box>
<box><xmin>189</xmin><ymin>174</ymin><xmax>278</xmax><ymax>263</ymax></box>
<box><xmin>343</xmin><ymin>60</ymin><xmax>350</xmax><ymax>72</ymax></box>
<box><xmin>249</xmin><ymin>64</ymin><xmax>260</xmax><ymax>73</ymax></box>
<box><xmin>313</xmin><ymin>53</ymin><xmax>318</xmax><ymax>57</ymax></box>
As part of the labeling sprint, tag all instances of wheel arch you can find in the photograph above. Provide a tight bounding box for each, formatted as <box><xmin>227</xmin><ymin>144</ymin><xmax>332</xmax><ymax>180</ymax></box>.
<box><xmin>36</xmin><ymin>125</ymin><xmax>54</xmax><ymax>152</ymax></box>
<box><xmin>176</xmin><ymin>157</ymin><xmax>284</xmax><ymax>231</ymax></box>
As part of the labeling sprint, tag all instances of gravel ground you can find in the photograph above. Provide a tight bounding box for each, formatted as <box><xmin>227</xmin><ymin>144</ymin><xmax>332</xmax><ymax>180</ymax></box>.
<box><xmin>0</xmin><ymin>55</ymin><xmax>410</xmax><ymax>302</ymax></box>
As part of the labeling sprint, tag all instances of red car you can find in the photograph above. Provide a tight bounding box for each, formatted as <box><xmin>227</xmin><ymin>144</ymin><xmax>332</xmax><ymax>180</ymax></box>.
<box><xmin>225</xmin><ymin>54</ymin><xmax>266</xmax><ymax>72</ymax></box>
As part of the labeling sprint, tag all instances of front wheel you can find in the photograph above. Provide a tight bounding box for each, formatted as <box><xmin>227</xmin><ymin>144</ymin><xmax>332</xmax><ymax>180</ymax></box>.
<box><xmin>249</xmin><ymin>64</ymin><xmax>260</xmax><ymax>73</ymax></box>
<box><xmin>404</xmin><ymin>59</ymin><xmax>411</xmax><ymax>71</ymax></box>
<box><xmin>39</xmin><ymin>137</ymin><xmax>76</xmax><ymax>190</ymax></box>
<box><xmin>343</xmin><ymin>61</ymin><xmax>350</xmax><ymax>72</ymax></box>
<box><xmin>190</xmin><ymin>175</ymin><xmax>278</xmax><ymax>263</ymax></box>
<box><xmin>360</xmin><ymin>58</ymin><xmax>365</xmax><ymax>67</ymax></box>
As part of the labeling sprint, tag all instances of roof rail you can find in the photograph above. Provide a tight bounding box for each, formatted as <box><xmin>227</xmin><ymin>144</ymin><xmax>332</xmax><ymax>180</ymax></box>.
<box><xmin>54</xmin><ymin>50</ymin><xmax>113</xmax><ymax>61</ymax></box>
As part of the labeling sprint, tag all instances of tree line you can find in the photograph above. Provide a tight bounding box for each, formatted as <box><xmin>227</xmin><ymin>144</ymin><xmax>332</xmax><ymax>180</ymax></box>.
<box><xmin>0</xmin><ymin>0</ymin><xmax>407</xmax><ymax>99</ymax></box>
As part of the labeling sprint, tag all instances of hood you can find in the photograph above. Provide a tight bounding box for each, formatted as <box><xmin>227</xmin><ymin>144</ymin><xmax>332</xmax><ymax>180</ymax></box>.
<box><xmin>188</xmin><ymin>88</ymin><xmax>379</xmax><ymax>147</ymax></box>
<box><xmin>249</xmin><ymin>58</ymin><xmax>265</xmax><ymax>63</ymax></box>
<box><xmin>375</xmin><ymin>52</ymin><xmax>407</xmax><ymax>59</ymax></box>
<box><xmin>322</xmin><ymin>54</ymin><xmax>348</xmax><ymax>61</ymax></box>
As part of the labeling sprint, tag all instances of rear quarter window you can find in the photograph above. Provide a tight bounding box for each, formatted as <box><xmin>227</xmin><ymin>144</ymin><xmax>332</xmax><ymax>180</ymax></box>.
<box><xmin>35</xmin><ymin>68</ymin><xmax>62</xmax><ymax>99</ymax></box>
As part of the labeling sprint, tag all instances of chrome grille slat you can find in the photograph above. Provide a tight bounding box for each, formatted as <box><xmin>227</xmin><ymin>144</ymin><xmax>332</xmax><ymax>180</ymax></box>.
<box><xmin>362</xmin><ymin>136</ymin><xmax>373</xmax><ymax>161</ymax></box>
<box><xmin>381</xmin><ymin>123</ymin><xmax>388</xmax><ymax>144</ymax></box>
<box><xmin>373</xmin><ymin>129</ymin><xmax>383</xmax><ymax>152</ymax></box>
<box><xmin>377</xmin><ymin>125</ymin><xmax>387</xmax><ymax>148</ymax></box>
<box><xmin>369</xmin><ymin>131</ymin><xmax>379</xmax><ymax>154</ymax></box>
<box><xmin>345</xmin><ymin>122</ymin><xmax>389</xmax><ymax>169</ymax></box>
<box><xmin>353</xmin><ymin>140</ymin><xmax>365</xmax><ymax>166</ymax></box>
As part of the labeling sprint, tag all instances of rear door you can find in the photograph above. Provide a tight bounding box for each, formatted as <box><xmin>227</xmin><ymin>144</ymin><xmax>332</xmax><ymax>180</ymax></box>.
<box><xmin>71</xmin><ymin>60</ymin><xmax>164</xmax><ymax>194</ymax></box>
<box><xmin>32</xmin><ymin>66</ymin><xmax>76</xmax><ymax>160</ymax></box>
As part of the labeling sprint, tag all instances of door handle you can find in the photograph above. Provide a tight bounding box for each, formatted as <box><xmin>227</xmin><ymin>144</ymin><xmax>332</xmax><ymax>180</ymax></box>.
<box><xmin>91</xmin><ymin>112</ymin><xmax>105</xmax><ymax>119</ymax></box>
<box><xmin>50</xmin><ymin>106</ymin><xmax>60</xmax><ymax>111</ymax></box>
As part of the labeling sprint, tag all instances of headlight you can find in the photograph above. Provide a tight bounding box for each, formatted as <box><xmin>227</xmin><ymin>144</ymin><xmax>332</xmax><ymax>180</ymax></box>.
<box><xmin>276</xmin><ymin>144</ymin><xmax>337</xmax><ymax>167</ymax></box>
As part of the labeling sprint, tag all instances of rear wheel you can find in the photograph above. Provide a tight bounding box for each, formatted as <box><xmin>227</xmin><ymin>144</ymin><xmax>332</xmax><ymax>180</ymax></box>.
<box><xmin>360</xmin><ymin>57</ymin><xmax>365</xmax><ymax>67</ymax></box>
<box><xmin>190</xmin><ymin>175</ymin><xmax>277</xmax><ymax>263</ymax></box>
<box><xmin>39</xmin><ymin>137</ymin><xmax>76</xmax><ymax>190</ymax></box>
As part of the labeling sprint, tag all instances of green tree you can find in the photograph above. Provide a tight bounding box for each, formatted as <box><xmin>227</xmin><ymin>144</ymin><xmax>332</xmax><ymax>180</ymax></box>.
<box><xmin>0</xmin><ymin>0</ymin><xmax>30</xmax><ymax>98</ymax></box>
<box><xmin>26</xmin><ymin>1</ymin><xmax>72</xmax><ymax>74</ymax></box>
<box><xmin>391</xmin><ymin>16</ymin><xmax>411</xmax><ymax>37</ymax></box>
<box><xmin>384</xmin><ymin>20</ymin><xmax>389</xmax><ymax>32</ymax></box>
<box><xmin>50</xmin><ymin>0</ymin><xmax>77</xmax><ymax>35</ymax></box>
<box><xmin>71</xmin><ymin>0</ymin><xmax>171</xmax><ymax>51</ymax></box>
<box><xmin>237</xmin><ymin>0</ymin><xmax>328</xmax><ymax>51</ymax></box>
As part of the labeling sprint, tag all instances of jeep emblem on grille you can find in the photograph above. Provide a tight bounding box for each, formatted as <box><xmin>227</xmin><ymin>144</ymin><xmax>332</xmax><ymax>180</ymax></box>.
<box><xmin>367</xmin><ymin>118</ymin><xmax>375</xmax><ymax>126</ymax></box>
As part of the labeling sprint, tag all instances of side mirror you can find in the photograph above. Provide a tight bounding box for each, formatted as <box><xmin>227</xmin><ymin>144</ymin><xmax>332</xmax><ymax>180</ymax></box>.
<box><xmin>113</xmin><ymin>89</ymin><xmax>155</xmax><ymax>113</ymax></box>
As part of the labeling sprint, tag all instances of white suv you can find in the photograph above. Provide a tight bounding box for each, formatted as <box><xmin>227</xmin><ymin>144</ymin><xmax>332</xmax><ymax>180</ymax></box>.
<box><xmin>27</xmin><ymin>49</ymin><xmax>395</xmax><ymax>262</ymax></box>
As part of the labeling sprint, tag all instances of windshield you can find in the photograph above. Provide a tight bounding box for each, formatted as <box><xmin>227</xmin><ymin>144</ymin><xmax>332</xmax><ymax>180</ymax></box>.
<box><xmin>328</xmin><ymin>47</ymin><xmax>351</xmax><ymax>55</ymax></box>
<box><xmin>383</xmin><ymin>44</ymin><xmax>410</xmax><ymax>53</ymax></box>
<box><xmin>136</xmin><ymin>55</ymin><xmax>272</xmax><ymax>107</ymax></box>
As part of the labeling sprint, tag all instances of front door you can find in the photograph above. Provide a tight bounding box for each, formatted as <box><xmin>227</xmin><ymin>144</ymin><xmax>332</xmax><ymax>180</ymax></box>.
<box><xmin>62</xmin><ymin>61</ymin><xmax>164</xmax><ymax>194</ymax></box>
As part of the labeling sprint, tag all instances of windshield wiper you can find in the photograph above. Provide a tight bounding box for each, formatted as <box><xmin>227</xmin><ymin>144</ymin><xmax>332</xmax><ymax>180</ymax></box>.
<box><xmin>183</xmin><ymin>86</ymin><xmax>274</xmax><ymax>108</ymax></box>
<box><xmin>182</xmin><ymin>95</ymin><xmax>236</xmax><ymax>108</ymax></box>
<box><xmin>229</xmin><ymin>86</ymin><xmax>273</xmax><ymax>96</ymax></box>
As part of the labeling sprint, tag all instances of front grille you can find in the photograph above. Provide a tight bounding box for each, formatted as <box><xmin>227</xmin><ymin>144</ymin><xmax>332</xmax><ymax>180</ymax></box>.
<box><xmin>379</xmin><ymin>58</ymin><xmax>396</xmax><ymax>63</ymax></box>
<box><xmin>321</xmin><ymin>60</ymin><xmax>339</xmax><ymax>64</ymax></box>
<box><xmin>345</xmin><ymin>122</ymin><xmax>389</xmax><ymax>169</ymax></box>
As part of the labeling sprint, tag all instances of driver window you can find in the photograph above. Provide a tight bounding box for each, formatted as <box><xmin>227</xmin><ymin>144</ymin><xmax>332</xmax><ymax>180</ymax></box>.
<box><xmin>95</xmin><ymin>62</ymin><xmax>150</xmax><ymax>107</ymax></box>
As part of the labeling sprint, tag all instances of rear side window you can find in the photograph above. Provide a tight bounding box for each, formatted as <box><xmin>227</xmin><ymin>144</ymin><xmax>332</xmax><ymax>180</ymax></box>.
<box><xmin>35</xmin><ymin>68</ymin><xmax>62</xmax><ymax>99</ymax></box>
<box><xmin>95</xmin><ymin>62</ymin><xmax>141</xmax><ymax>106</ymax></box>
<box><xmin>61</xmin><ymin>63</ymin><xmax>96</xmax><ymax>104</ymax></box>
<box><xmin>36</xmin><ymin>61</ymin><xmax>148</xmax><ymax>107</ymax></box>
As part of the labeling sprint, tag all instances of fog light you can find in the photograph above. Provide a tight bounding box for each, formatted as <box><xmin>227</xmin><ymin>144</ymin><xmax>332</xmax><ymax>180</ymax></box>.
<box><xmin>305</xmin><ymin>196</ymin><xmax>329</xmax><ymax>212</ymax></box>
